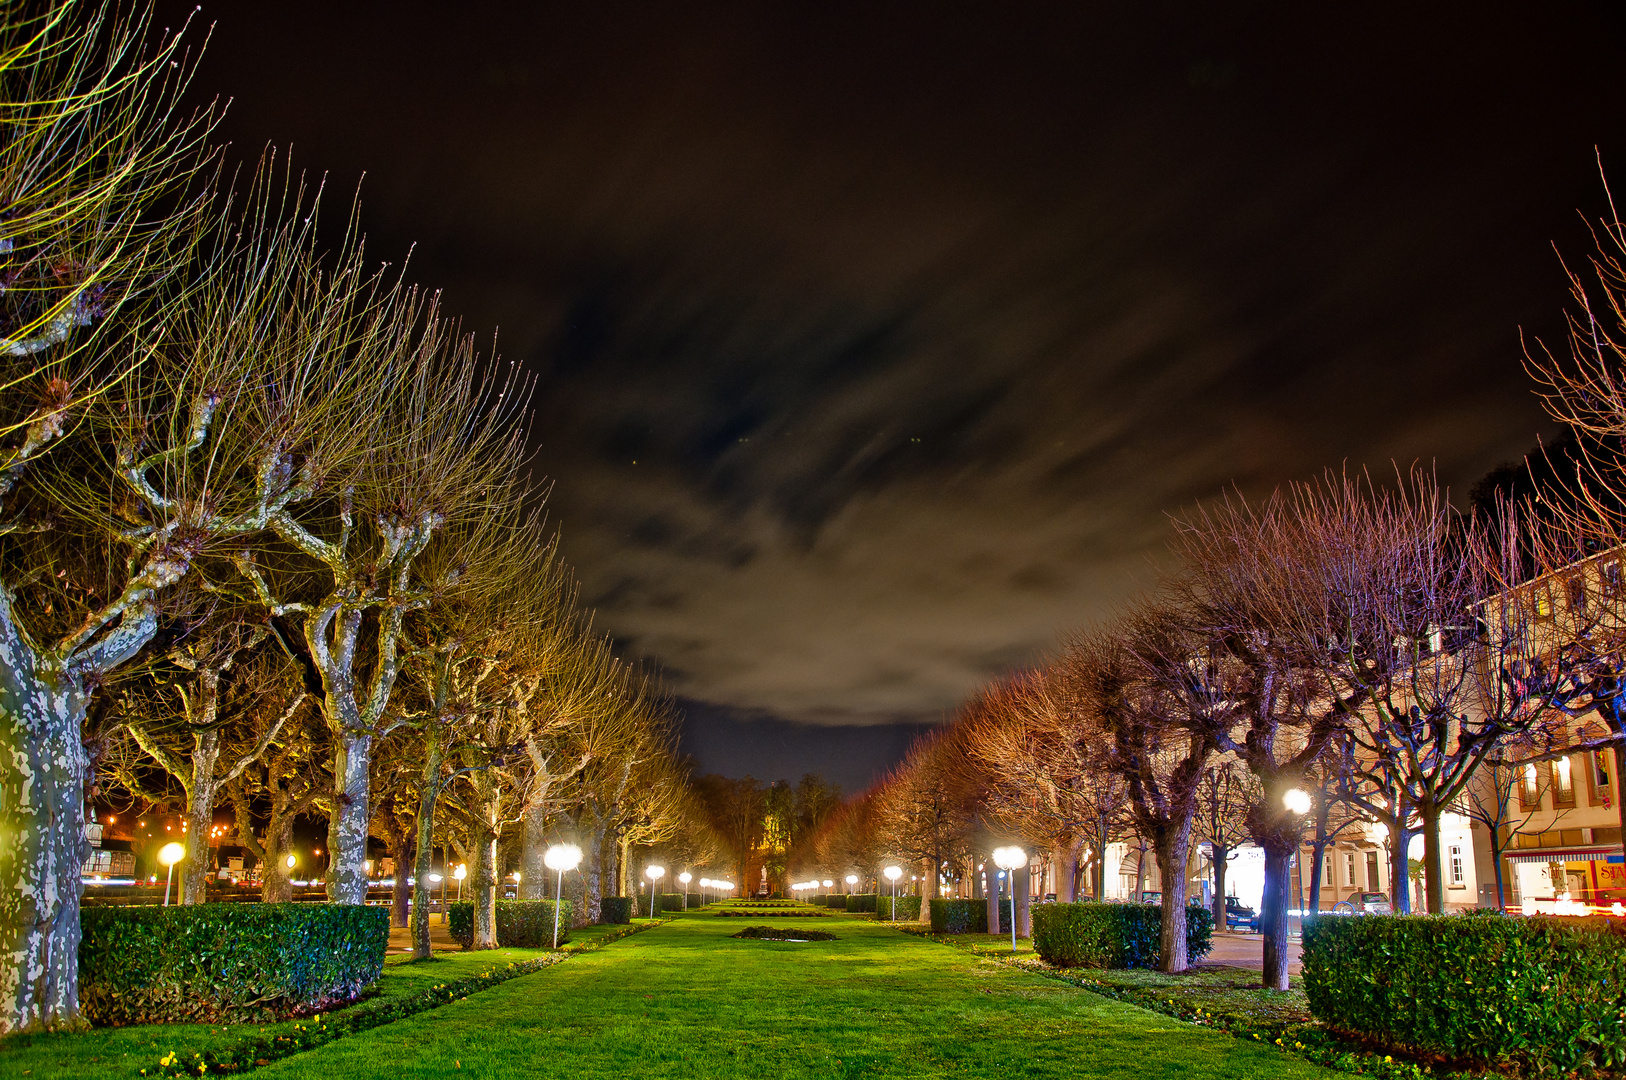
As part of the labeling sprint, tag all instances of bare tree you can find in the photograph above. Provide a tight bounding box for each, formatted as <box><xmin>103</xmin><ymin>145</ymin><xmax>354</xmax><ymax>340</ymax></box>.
<box><xmin>1062</xmin><ymin>605</ymin><xmax>1236</xmax><ymax>974</ymax></box>
<box><xmin>224</xmin><ymin>706</ymin><xmax>328</xmax><ymax>902</ymax></box>
<box><xmin>0</xmin><ymin>2</ymin><xmax>227</xmax><ymax>1028</ymax></box>
<box><xmin>1192</xmin><ymin>757</ymin><xmax>1257</xmax><ymax>931</ymax></box>
<box><xmin>119</xmin><ymin>613</ymin><xmax>305</xmax><ymax>902</ymax></box>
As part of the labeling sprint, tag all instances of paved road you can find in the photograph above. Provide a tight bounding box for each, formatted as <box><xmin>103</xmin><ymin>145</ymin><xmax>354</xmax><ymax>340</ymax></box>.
<box><xmin>1204</xmin><ymin>930</ymin><xmax>1302</xmax><ymax>974</ymax></box>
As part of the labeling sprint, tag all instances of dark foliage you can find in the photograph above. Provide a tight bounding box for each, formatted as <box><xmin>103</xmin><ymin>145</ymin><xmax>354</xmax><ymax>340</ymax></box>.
<box><xmin>1031</xmin><ymin>902</ymin><xmax>1213</xmax><ymax>970</ymax></box>
<box><xmin>1303</xmin><ymin>912</ymin><xmax>1626</xmax><ymax>1075</ymax></box>
<box><xmin>79</xmin><ymin>904</ymin><xmax>388</xmax><ymax>1025</ymax></box>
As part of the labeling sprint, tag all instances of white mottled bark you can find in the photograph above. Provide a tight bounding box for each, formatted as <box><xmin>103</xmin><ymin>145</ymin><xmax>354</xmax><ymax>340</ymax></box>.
<box><xmin>181</xmin><ymin>726</ymin><xmax>221</xmax><ymax>904</ymax></box>
<box><xmin>327</xmin><ymin>728</ymin><xmax>373</xmax><ymax>906</ymax></box>
<box><xmin>0</xmin><ymin>599</ymin><xmax>89</xmax><ymax>1033</ymax></box>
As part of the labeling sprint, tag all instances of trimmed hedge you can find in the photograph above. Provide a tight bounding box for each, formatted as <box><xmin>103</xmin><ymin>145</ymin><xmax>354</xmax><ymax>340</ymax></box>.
<box><xmin>826</xmin><ymin>895</ymin><xmax>848</xmax><ymax>909</ymax></box>
<box><xmin>929</xmin><ymin>898</ymin><xmax>988</xmax><ymax>934</ymax></box>
<box><xmin>1031</xmin><ymin>902</ymin><xmax>1213</xmax><ymax>969</ymax></box>
<box><xmin>447</xmin><ymin>900</ymin><xmax>573</xmax><ymax>948</ymax></box>
<box><xmin>876</xmin><ymin>894</ymin><xmax>922</xmax><ymax>921</ymax></box>
<box><xmin>598</xmin><ymin>896</ymin><xmax>633</xmax><ymax>924</ymax></box>
<box><xmin>79</xmin><ymin>903</ymin><xmax>387</xmax><ymax>1025</ymax></box>
<box><xmin>1302</xmin><ymin>912</ymin><xmax>1626</xmax><ymax>1074</ymax></box>
<box><xmin>845</xmin><ymin>893</ymin><xmax>878</xmax><ymax>913</ymax></box>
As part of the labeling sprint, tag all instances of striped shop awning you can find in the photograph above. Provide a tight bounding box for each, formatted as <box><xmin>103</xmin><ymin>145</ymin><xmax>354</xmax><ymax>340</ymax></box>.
<box><xmin>1506</xmin><ymin>847</ymin><xmax>1623</xmax><ymax>865</ymax></box>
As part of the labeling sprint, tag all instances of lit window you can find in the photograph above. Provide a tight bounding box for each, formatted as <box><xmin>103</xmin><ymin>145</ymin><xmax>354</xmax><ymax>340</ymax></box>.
<box><xmin>1344</xmin><ymin>851</ymin><xmax>1357</xmax><ymax>887</ymax></box>
<box><xmin>1321</xmin><ymin>855</ymin><xmax>1333</xmax><ymax>887</ymax></box>
<box><xmin>1596</xmin><ymin>751</ymin><xmax>1613</xmax><ymax>797</ymax></box>
<box><xmin>1522</xmin><ymin>764</ymin><xmax>1541</xmax><ymax>806</ymax></box>
<box><xmin>1449</xmin><ymin>845</ymin><xmax>1464</xmax><ymax>886</ymax></box>
<box><xmin>1553</xmin><ymin>757</ymin><xmax>1575</xmax><ymax>807</ymax></box>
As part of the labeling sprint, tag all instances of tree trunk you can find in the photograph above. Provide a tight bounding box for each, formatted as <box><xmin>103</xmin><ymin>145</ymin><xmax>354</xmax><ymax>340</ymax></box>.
<box><xmin>0</xmin><ymin>639</ymin><xmax>88</xmax><ymax>1033</ymax></box>
<box><xmin>519</xmin><ymin>804</ymin><xmax>547</xmax><ymax>900</ymax></box>
<box><xmin>182</xmin><ymin>726</ymin><xmax>222</xmax><ymax>905</ymax></box>
<box><xmin>1489</xmin><ymin>830</ymin><xmax>1506</xmax><ymax>911</ymax></box>
<box><xmin>1389</xmin><ymin>827</ymin><xmax>1414</xmax><ymax>914</ymax></box>
<box><xmin>472</xmin><ymin>783</ymin><xmax>499</xmax><ymax>949</ymax></box>
<box><xmin>1210</xmin><ymin>843</ymin><xmax>1230</xmax><ymax>932</ymax></box>
<box><xmin>410</xmin><ymin>733</ymin><xmax>444</xmax><ymax>960</ymax></box>
<box><xmin>582</xmin><ymin>829</ymin><xmax>606</xmax><ymax>923</ymax></box>
<box><xmin>389</xmin><ymin>831</ymin><xmax>413</xmax><ymax>928</ymax></box>
<box><xmin>262</xmin><ymin>816</ymin><xmax>295</xmax><ymax>903</ymax></box>
<box><xmin>1052</xmin><ymin>839</ymin><xmax>1082</xmax><ymax>903</ymax></box>
<box><xmin>1421</xmin><ymin>799</ymin><xmax>1445</xmax><ymax>915</ymax></box>
<box><xmin>1260</xmin><ymin>843</ymin><xmax>1293</xmax><ymax>991</ymax></box>
<box><xmin>1307</xmin><ymin>840</ymin><xmax>1328</xmax><ymax>917</ymax></box>
<box><xmin>327</xmin><ymin>728</ymin><xmax>372</xmax><ymax>905</ymax></box>
<box><xmin>1154</xmin><ymin>826</ymin><xmax>1192</xmax><ymax>974</ymax></box>
<box><xmin>1133</xmin><ymin>841</ymin><xmax>1147</xmax><ymax>899</ymax></box>
<box><xmin>1014</xmin><ymin>864</ymin><xmax>1032</xmax><ymax>938</ymax></box>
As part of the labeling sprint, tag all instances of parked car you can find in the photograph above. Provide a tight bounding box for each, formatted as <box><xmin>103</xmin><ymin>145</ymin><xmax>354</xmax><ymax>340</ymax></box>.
<box><xmin>1224</xmin><ymin>897</ymin><xmax>1259</xmax><ymax>932</ymax></box>
<box><xmin>1330</xmin><ymin>891</ymin><xmax>1393</xmax><ymax>916</ymax></box>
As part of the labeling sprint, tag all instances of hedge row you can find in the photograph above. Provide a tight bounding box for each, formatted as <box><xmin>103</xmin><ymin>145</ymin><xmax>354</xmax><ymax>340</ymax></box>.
<box><xmin>80</xmin><ymin>904</ymin><xmax>388</xmax><ymax>1025</ymax></box>
<box><xmin>929</xmin><ymin>898</ymin><xmax>988</xmax><ymax>934</ymax></box>
<box><xmin>1031</xmin><ymin>902</ymin><xmax>1213</xmax><ymax>969</ymax></box>
<box><xmin>599</xmin><ymin>896</ymin><xmax>633</xmax><ymax>924</ymax></box>
<box><xmin>1302</xmin><ymin>912</ymin><xmax>1626</xmax><ymax>1075</ymax></box>
<box><xmin>827</xmin><ymin>895</ymin><xmax>848</xmax><ymax>909</ymax></box>
<box><xmin>845</xmin><ymin>893</ymin><xmax>877</xmax><ymax>913</ymax></box>
<box><xmin>149</xmin><ymin>917</ymin><xmax>671</xmax><ymax>1077</ymax></box>
<box><xmin>447</xmin><ymin>900</ymin><xmax>574</xmax><ymax>948</ymax></box>
<box><xmin>875</xmin><ymin>894</ymin><xmax>922</xmax><ymax>921</ymax></box>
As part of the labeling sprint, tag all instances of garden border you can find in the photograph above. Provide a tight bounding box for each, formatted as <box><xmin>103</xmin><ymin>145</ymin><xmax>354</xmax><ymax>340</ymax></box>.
<box><xmin>145</xmin><ymin>919</ymin><xmax>671</xmax><ymax>1077</ymax></box>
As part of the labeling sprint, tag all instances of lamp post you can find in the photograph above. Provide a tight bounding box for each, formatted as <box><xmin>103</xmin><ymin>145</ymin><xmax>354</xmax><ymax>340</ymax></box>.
<box><xmin>646</xmin><ymin>865</ymin><xmax>665</xmax><ymax>918</ymax></box>
<box><xmin>883</xmin><ymin>865</ymin><xmax>903</xmax><ymax>921</ymax></box>
<box><xmin>1283</xmin><ymin>788</ymin><xmax>1311</xmax><ymax>928</ymax></box>
<box><xmin>699</xmin><ymin>877</ymin><xmax>710</xmax><ymax>906</ymax></box>
<box><xmin>679</xmin><ymin>871</ymin><xmax>692</xmax><ymax>909</ymax></box>
<box><xmin>159</xmin><ymin>843</ymin><xmax>186</xmax><ymax>907</ymax></box>
<box><xmin>993</xmin><ymin>846</ymin><xmax>1026</xmax><ymax>951</ymax></box>
<box><xmin>544</xmin><ymin>844</ymin><xmax>582</xmax><ymax>948</ymax></box>
<box><xmin>845</xmin><ymin>873</ymin><xmax>857</xmax><ymax>895</ymax></box>
<box><xmin>453</xmin><ymin>863</ymin><xmax>466</xmax><ymax>903</ymax></box>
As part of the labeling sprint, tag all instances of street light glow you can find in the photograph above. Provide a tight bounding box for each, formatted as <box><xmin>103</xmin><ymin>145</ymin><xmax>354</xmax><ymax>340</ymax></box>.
<box><xmin>1283</xmin><ymin>788</ymin><xmax>1312</xmax><ymax>815</ymax></box>
<box><xmin>544</xmin><ymin>844</ymin><xmax>583</xmax><ymax>871</ymax></box>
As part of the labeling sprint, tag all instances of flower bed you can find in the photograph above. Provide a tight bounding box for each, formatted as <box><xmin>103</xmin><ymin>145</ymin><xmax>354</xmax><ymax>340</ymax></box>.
<box><xmin>731</xmin><ymin>925</ymin><xmax>838</xmax><ymax>941</ymax></box>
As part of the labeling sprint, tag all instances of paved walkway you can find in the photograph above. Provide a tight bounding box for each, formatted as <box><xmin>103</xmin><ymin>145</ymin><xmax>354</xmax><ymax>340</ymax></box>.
<box><xmin>1204</xmin><ymin>930</ymin><xmax>1302</xmax><ymax>975</ymax></box>
<box><xmin>385</xmin><ymin>921</ymin><xmax>460</xmax><ymax>955</ymax></box>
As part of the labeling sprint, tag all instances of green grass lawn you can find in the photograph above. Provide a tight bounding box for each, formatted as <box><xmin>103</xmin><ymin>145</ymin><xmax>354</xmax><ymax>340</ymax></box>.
<box><xmin>0</xmin><ymin>921</ymin><xmax>654</xmax><ymax>1079</ymax></box>
<box><xmin>245</xmin><ymin>910</ymin><xmax>1329</xmax><ymax>1079</ymax></box>
<box><xmin>2</xmin><ymin>911</ymin><xmax>1334</xmax><ymax>1079</ymax></box>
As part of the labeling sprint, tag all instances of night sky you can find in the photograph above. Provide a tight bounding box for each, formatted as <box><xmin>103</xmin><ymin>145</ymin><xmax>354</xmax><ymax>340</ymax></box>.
<box><xmin>179</xmin><ymin>1</ymin><xmax>1626</xmax><ymax>793</ymax></box>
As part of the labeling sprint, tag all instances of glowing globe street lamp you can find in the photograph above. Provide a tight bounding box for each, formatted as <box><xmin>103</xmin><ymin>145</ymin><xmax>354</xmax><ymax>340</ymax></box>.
<box><xmin>1282</xmin><ymin>788</ymin><xmax>1312</xmax><ymax>923</ymax></box>
<box><xmin>845</xmin><ymin>873</ymin><xmax>858</xmax><ymax>894</ymax></box>
<box><xmin>883</xmin><ymin>865</ymin><xmax>903</xmax><ymax>921</ymax></box>
<box><xmin>679</xmin><ymin>871</ymin><xmax>693</xmax><ymax>909</ymax></box>
<box><xmin>699</xmin><ymin>877</ymin><xmax>710</xmax><ymax>906</ymax></box>
<box><xmin>543</xmin><ymin>844</ymin><xmax>582</xmax><ymax>948</ymax></box>
<box><xmin>993</xmin><ymin>846</ymin><xmax>1026</xmax><ymax>952</ymax></box>
<box><xmin>159</xmin><ymin>842</ymin><xmax>186</xmax><ymax>907</ymax></box>
<box><xmin>453</xmin><ymin>863</ymin><xmax>467</xmax><ymax>903</ymax></box>
<box><xmin>646</xmin><ymin>865</ymin><xmax>665</xmax><ymax>918</ymax></box>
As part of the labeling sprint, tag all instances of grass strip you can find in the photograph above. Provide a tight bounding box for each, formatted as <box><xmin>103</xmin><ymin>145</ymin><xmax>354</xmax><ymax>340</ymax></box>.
<box><xmin>899</xmin><ymin>927</ymin><xmax>1506</xmax><ymax>1080</ymax></box>
<box><xmin>146</xmin><ymin>919</ymin><xmax>670</xmax><ymax>1078</ymax></box>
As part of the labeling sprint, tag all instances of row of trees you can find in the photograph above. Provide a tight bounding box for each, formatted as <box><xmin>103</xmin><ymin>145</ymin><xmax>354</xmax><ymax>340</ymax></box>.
<box><xmin>800</xmin><ymin>170</ymin><xmax>1626</xmax><ymax>990</ymax></box>
<box><xmin>0</xmin><ymin>4</ymin><xmax>715</xmax><ymax>1032</ymax></box>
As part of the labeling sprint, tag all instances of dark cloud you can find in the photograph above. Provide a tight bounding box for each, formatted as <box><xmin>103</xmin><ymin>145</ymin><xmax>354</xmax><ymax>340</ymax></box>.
<box><xmin>184</xmin><ymin>1</ymin><xmax>1626</xmax><ymax>777</ymax></box>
